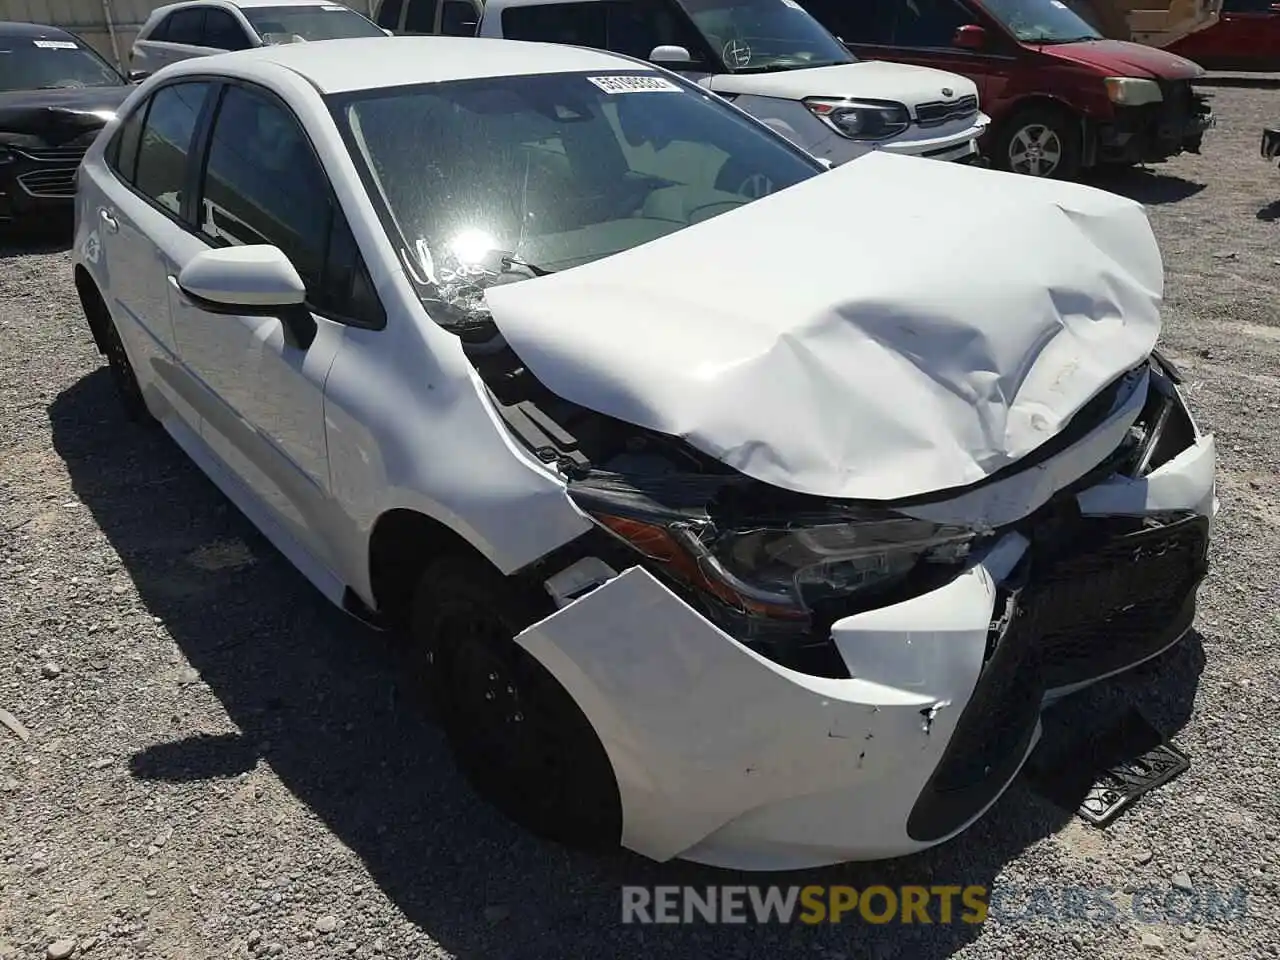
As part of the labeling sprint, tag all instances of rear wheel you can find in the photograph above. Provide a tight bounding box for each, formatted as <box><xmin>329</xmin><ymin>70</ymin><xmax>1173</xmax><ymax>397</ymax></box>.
<box><xmin>408</xmin><ymin>556</ymin><xmax>622</xmax><ymax>850</ymax></box>
<box><xmin>83</xmin><ymin>284</ymin><xmax>153</xmax><ymax>423</ymax></box>
<box><xmin>994</xmin><ymin>105</ymin><xmax>1082</xmax><ymax>180</ymax></box>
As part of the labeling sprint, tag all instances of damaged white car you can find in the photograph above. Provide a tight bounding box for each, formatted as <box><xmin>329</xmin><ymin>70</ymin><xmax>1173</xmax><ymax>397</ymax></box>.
<box><xmin>74</xmin><ymin>36</ymin><xmax>1216</xmax><ymax>871</ymax></box>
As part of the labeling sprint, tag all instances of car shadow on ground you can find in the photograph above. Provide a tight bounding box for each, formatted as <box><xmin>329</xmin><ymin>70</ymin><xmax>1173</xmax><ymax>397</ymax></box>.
<box><xmin>0</xmin><ymin>231</ymin><xmax>72</xmax><ymax>259</ymax></box>
<box><xmin>49</xmin><ymin>367</ymin><xmax>1207</xmax><ymax>960</ymax></box>
<box><xmin>1083</xmin><ymin>167</ymin><xmax>1207</xmax><ymax>205</ymax></box>
<box><xmin>1256</xmin><ymin>199</ymin><xmax>1280</xmax><ymax>221</ymax></box>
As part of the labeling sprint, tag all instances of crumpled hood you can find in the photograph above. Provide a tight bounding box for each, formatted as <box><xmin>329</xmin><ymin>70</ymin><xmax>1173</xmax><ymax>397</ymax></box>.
<box><xmin>706</xmin><ymin>60</ymin><xmax>978</xmax><ymax>107</ymax></box>
<box><xmin>1040</xmin><ymin>39</ymin><xmax>1204</xmax><ymax>80</ymax></box>
<box><xmin>0</xmin><ymin>86</ymin><xmax>131</xmax><ymax>143</ymax></box>
<box><xmin>484</xmin><ymin>151</ymin><xmax>1163</xmax><ymax>502</ymax></box>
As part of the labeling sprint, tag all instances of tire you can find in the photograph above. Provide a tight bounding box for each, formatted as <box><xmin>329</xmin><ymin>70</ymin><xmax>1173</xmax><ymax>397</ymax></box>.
<box><xmin>993</xmin><ymin>105</ymin><xmax>1082</xmax><ymax>180</ymax></box>
<box><xmin>408</xmin><ymin>555</ymin><xmax>623</xmax><ymax>850</ymax></box>
<box><xmin>84</xmin><ymin>287</ymin><xmax>153</xmax><ymax>423</ymax></box>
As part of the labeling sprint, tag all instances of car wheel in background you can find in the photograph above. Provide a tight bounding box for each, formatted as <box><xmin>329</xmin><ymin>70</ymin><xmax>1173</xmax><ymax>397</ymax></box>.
<box><xmin>994</xmin><ymin>105</ymin><xmax>1082</xmax><ymax>180</ymax></box>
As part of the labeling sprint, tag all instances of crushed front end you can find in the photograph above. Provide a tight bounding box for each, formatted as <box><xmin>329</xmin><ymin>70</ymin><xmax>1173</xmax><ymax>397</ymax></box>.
<box><xmin>480</xmin><ymin>345</ymin><xmax>1214</xmax><ymax>869</ymax></box>
<box><xmin>1094</xmin><ymin>79</ymin><xmax>1214</xmax><ymax>165</ymax></box>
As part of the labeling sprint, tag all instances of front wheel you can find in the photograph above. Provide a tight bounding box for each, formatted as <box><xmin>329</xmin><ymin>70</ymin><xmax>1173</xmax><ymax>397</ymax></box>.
<box><xmin>408</xmin><ymin>556</ymin><xmax>622</xmax><ymax>850</ymax></box>
<box><xmin>993</xmin><ymin>106</ymin><xmax>1082</xmax><ymax>180</ymax></box>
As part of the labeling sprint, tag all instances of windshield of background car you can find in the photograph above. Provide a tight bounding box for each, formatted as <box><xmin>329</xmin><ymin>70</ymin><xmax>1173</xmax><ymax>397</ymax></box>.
<box><xmin>337</xmin><ymin>70</ymin><xmax>821</xmax><ymax>333</ymax></box>
<box><xmin>244</xmin><ymin>5</ymin><xmax>387</xmax><ymax>43</ymax></box>
<box><xmin>0</xmin><ymin>37</ymin><xmax>123</xmax><ymax>91</ymax></box>
<box><xmin>980</xmin><ymin>0</ymin><xmax>1102</xmax><ymax>43</ymax></box>
<box><xmin>676</xmin><ymin>0</ymin><xmax>852</xmax><ymax>71</ymax></box>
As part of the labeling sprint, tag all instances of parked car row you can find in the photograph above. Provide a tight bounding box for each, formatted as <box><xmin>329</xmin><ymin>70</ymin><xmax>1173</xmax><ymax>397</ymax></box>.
<box><xmin>69</xmin><ymin>33</ymin><xmax>1216</xmax><ymax>870</ymax></box>
<box><xmin>89</xmin><ymin>0</ymin><xmax>1215</xmax><ymax>182</ymax></box>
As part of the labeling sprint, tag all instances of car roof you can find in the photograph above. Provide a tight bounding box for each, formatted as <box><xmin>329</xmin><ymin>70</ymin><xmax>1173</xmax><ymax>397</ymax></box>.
<box><xmin>0</xmin><ymin>21</ymin><xmax>81</xmax><ymax>40</ymax></box>
<box><xmin>152</xmin><ymin>0</ymin><xmax>347</xmax><ymax>15</ymax></box>
<box><xmin>185</xmin><ymin>35</ymin><xmax>655</xmax><ymax>94</ymax></box>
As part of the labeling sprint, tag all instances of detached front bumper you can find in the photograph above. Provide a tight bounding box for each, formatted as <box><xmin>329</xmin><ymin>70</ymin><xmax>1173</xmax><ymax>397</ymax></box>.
<box><xmin>1094</xmin><ymin>83</ymin><xmax>1214</xmax><ymax>165</ymax></box>
<box><xmin>516</xmin><ymin>370</ymin><xmax>1216</xmax><ymax>871</ymax></box>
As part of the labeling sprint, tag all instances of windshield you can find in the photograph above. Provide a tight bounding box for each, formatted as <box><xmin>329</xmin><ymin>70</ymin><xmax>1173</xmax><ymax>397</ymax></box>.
<box><xmin>337</xmin><ymin>71</ymin><xmax>820</xmax><ymax>334</ymax></box>
<box><xmin>244</xmin><ymin>4</ymin><xmax>387</xmax><ymax>43</ymax></box>
<box><xmin>980</xmin><ymin>0</ymin><xmax>1101</xmax><ymax>43</ymax></box>
<box><xmin>0</xmin><ymin>37</ymin><xmax>123</xmax><ymax>91</ymax></box>
<box><xmin>678</xmin><ymin>0</ymin><xmax>852</xmax><ymax>71</ymax></box>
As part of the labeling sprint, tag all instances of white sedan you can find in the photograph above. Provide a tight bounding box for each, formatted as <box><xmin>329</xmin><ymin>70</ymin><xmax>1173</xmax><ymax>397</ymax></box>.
<box><xmin>73</xmin><ymin>36</ymin><xmax>1217</xmax><ymax>870</ymax></box>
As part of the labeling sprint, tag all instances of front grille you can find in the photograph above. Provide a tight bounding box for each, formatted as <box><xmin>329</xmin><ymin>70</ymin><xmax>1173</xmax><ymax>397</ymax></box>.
<box><xmin>906</xmin><ymin>514</ymin><xmax>1208</xmax><ymax>842</ymax></box>
<box><xmin>17</xmin><ymin>166</ymin><xmax>79</xmax><ymax>198</ymax></box>
<box><xmin>17</xmin><ymin>144</ymin><xmax>89</xmax><ymax>163</ymax></box>
<box><xmin>915</xmin><ymin>95</ymin><xmax>978</xmax><ymax>127</ymax></box>
<box><xmin>1024</xmin><ymin>515</ymin><xmax>1208</xmax><ymax>689</ymax></box>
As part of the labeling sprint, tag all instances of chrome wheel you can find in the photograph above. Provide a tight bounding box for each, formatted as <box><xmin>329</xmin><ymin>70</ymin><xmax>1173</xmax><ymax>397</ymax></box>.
<box><xmin>1008</xmin><ymin>123</ymin><xmax>1063</xmax><ymax>177</ymax></box>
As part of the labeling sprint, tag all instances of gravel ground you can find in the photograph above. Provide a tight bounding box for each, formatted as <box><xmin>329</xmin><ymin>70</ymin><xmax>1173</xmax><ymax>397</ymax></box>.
<box><xmin>2</xmin><ymin>77</ymin><xmax>1280</xmax><ymax>960</ymax></box>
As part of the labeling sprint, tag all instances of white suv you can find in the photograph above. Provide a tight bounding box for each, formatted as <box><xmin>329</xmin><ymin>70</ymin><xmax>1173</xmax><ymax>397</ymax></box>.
<box><xmin>129</xmin><ymin>0</ymin><xmax>389</xmax><ymax>80</ymax></box>
<box><xmin>482</xmin><ymin>0</ymin><xmax>990</xmax><ymax>165</ymax></box>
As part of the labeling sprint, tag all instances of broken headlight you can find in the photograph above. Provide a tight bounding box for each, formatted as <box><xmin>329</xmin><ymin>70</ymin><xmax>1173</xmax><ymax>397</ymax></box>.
<box><xmin>580</xmin><ymin>499</ymin><xmax>976</xmax><ymax>619</ymax></box>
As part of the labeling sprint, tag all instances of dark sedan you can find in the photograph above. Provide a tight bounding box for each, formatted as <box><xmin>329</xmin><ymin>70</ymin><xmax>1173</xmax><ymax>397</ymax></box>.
<box><xmin>0</xmin><ymin>22</ymin><xmax>131</xmax><ymax>229</ymax></box>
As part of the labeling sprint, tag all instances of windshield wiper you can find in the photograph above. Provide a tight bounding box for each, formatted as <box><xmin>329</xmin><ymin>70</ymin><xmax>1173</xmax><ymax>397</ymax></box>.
<box><xmin>1021</xmin><ymin>33</ymin><xmax>1099</xmax><ymax>44</ymax></box>
<box><xmin>498</xmin><ymin>252</ymin><xmax>554</xmax><ymax>277</ymax></box>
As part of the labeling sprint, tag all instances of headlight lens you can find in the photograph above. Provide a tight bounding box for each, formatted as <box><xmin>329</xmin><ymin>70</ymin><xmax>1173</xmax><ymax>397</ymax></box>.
<box><xmin>0</xmin><ymin>146</ymin><xmax>14</xmax><ymax>164</ymax></box>
<box><xmin>804</xmin><ymin>97</ymin><xmax>911</xmax><ymax>141</ymax></box>
<box><xmin>578</xmin><ymin>490</ymin><xmax>976</xmax><ymax>618</ymax></box>
<box><xmin>1104</xmin><ymin>77</ymin><xmax>1164</xmax><ymax>107</ymax></box>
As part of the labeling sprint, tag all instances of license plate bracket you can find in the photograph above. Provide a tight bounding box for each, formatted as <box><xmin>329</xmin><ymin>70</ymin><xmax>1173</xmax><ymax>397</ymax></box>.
<box><xmin>1024</xmin><ymin>706</ymin><xmax>1190</xmax><ymax>828</ymax></box>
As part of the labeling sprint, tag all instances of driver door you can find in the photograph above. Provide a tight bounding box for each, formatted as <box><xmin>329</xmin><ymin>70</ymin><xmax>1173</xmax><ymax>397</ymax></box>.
<box><xmin>165</xmin><ymin>81</ymin><xmax>383</xmax><ymax>574</ymax></box>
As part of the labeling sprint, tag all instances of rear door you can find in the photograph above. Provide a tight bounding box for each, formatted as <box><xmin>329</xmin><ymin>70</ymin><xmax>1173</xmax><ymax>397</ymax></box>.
<box><xmin>143</xmin><ymin>7</ymin><xmax>220</xmax><ymax>72</ymax></box>
<box><xmin>89</xmin><ymin>80</ymin><xmax>217</xmax><ymax>431</ymax></box>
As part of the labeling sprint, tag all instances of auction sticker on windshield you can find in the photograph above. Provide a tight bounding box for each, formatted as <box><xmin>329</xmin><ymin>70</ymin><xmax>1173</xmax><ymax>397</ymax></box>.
<box><xmin>587</xmin><ymin>75</ymin><xmax>681</xmax><ymax>94</ymax></box>
<box><xmin>33</xmin><ymin>40</ymin><xmax>79</xmax><ymax>49</ymax></box>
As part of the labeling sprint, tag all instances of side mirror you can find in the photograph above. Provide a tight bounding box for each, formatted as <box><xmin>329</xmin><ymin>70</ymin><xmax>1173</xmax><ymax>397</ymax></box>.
<box><xmin>174</xmin><ymin>245</ymin><xmax>316</xmax><ymax>348</ymax></box>
<box><xmin>649</xmin><ymin>44</ymin><xmax>693</xmax><ymax>65</ymax></box>
<box><xmin>952</xmin><ymin>24</ymin><xmax>987</xmax><ymax>50</ymax></box>
<box><xmin>127</xmin><ymin>68</ymin><xmax>150</xmax><ymax>82</ymax></box>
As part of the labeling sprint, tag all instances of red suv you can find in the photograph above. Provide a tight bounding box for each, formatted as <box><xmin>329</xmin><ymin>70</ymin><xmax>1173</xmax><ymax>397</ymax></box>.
<box><xmin>798</xmin><ymin>0</ymin><xmax>1214</xmax><ymax>179</ymax></box>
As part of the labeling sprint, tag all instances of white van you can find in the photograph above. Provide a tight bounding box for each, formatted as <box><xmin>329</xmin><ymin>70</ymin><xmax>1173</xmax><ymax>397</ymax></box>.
<box><xmin>480</xmin><ymin>0</ymin><xmax>990</xmax><ymax>165</ymax></box>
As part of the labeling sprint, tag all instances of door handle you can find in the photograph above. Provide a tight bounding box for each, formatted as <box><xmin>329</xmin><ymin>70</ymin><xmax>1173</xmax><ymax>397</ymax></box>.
<box><xmin>99</xmin><ymin>208</ymin><xmax>119</xmax><ymax>233</ymax></box>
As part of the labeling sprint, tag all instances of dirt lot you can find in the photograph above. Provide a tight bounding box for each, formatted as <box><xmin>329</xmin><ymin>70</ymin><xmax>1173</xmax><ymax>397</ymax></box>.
<box><xmin>2</xmin><ymin>79</ymin><xmax>1280</xmax><ymax>960</ymax></box>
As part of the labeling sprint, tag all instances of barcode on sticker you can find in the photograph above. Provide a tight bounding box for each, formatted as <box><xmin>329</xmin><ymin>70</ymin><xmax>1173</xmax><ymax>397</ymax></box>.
<box><xmin>34</xmin><ymin>40</ymin><xmax>79</xmax><ymax>49</ymax></box>
<box><xmin>587</xmin><ymin>74</ymin><xmax>680</xmax><ymax>94</ymax></box>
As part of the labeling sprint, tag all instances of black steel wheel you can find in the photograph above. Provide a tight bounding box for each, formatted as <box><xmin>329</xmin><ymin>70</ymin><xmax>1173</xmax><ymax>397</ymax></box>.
<box><xmin>409</xmin><ymin>556</ymin><xmax>622</xmax><ymax>850</ymax></box>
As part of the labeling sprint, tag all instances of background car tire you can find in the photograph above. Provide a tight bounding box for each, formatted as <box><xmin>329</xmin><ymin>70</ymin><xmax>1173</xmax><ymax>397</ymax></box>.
<box><xmin>994</xmin><ymin>105</ymin><xmax>1082</xmax><ymax>180</ymax></box>
<box><xmin>408</xmin><ymin>555</ymin><xmax>623</xmax><ymax>851</ymax></box>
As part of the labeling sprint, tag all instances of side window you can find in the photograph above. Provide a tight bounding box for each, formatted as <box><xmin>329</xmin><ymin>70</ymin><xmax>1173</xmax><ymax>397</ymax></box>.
<box><xmin>166</xmin><ymin>7</ymin><xmax>208</xmax><ymax>45</ymax></box>
<box><xmin>1222</xmin><ymin>0</ymin><xmax>1277</xmax><ymax>10</ymax></box>
<box><xmin>501</xmin><ymin>2</ymin><xmax>607</xmax><ymax>46</ymax></box>
<box><xmin>440</xmin><ymin>0</ymin><xmax>480</xmax><ymax>35</ymax></box>
<box><xmin>893</xmin><ymin>0</ymin><xmax>971</xmax><ymax>47</ymax></box>
<box><xmin>108</xmin><ymin>102</ymin><xmax>148</xmax><ymax>183</ymax></box>
<box><xmin>133</xmin><ymin>82</ymin><xmax>211</xmax><ymax>215</ymax></box>
<box><xmin>607</xmin><ymin>0</ymin><xmax>710</xmax><ymax>61</ymax></box>
<box><xmin>148</xmin><ymin>15</ymin><xmax>172</xmax><ymax>41</ymax></box>
<box><xmin>376</xmin><ymin>0</ymin><xmax>404</xmax><ymax>27</ymax></box>
<box><xmin>204</xmin><ymin>9</ymin><xmax>252</xmax><ymax>49</ymax></box>
<box><xmin>404</xmin><ymin>0</ymin><xmax>440</xmax><ymax>31</ymax></box>
<box><xmin>198</xmin><ymin>84</ymin><xmax>381</xmax><ymax>324</ymax></box>
<box><xmin>803</xmin><ymin>0</ymin><xmax>895</xmax><ymax>45</ymax></box>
